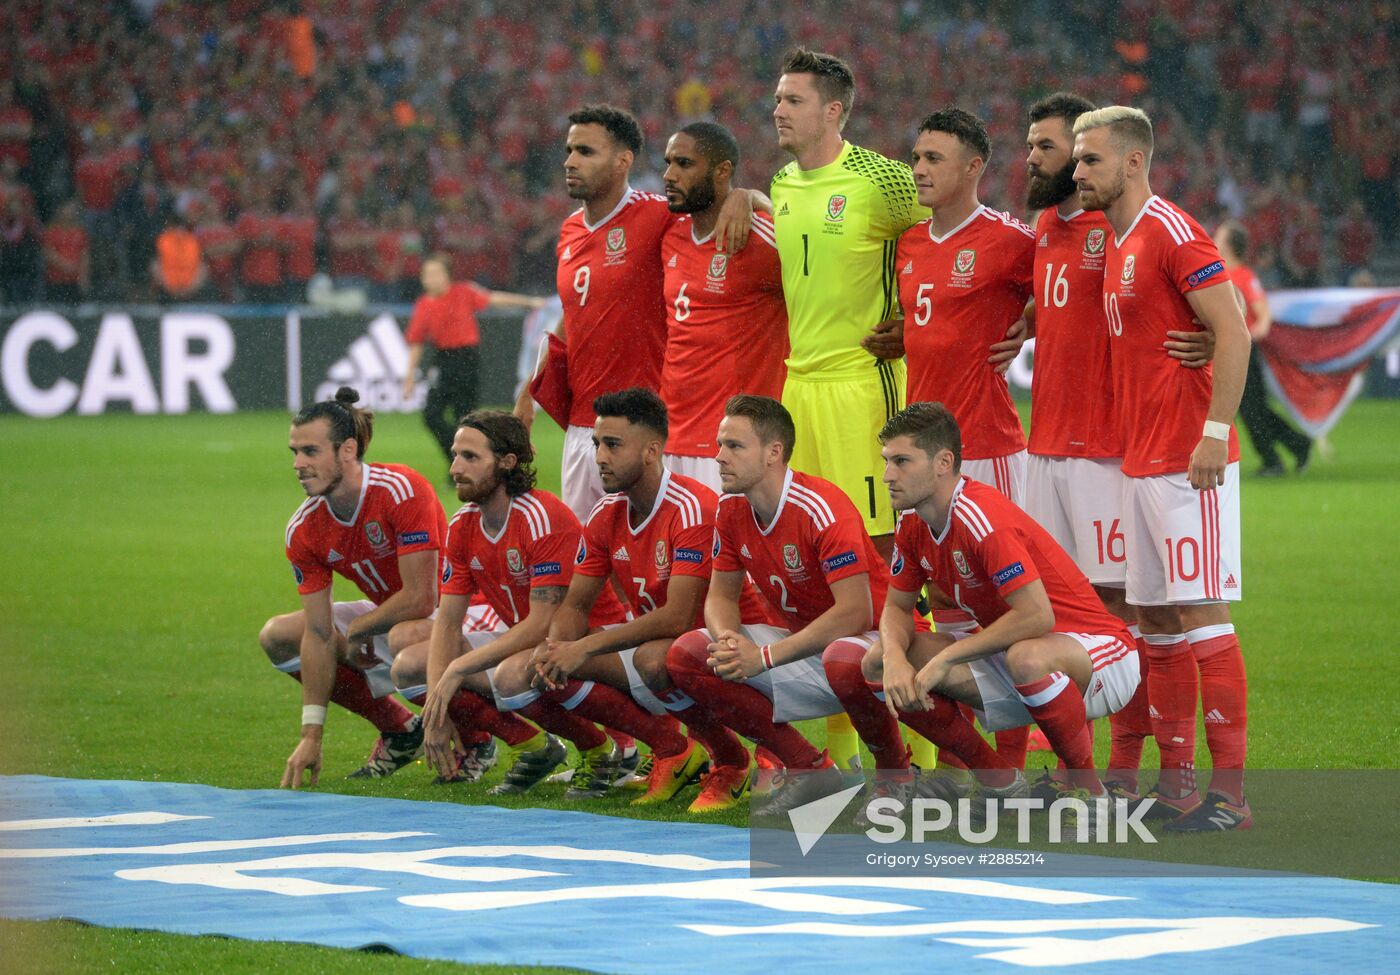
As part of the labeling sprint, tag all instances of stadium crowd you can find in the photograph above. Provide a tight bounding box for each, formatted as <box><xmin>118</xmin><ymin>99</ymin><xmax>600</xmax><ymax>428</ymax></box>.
<box><xmin>0</xmin><ymin>0</ymin><xmax>1395</xmax><ymax>304</ymax></box>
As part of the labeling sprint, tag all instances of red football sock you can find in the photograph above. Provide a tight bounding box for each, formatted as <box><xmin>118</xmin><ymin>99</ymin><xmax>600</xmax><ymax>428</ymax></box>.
<box><xmin>677</xmin><ymin>708</ymin><xmax>750</xmax><ymax>769</ymax></box>
<box><xmin>545</xmin><ymin>680</ymin><xmax>688</xmax><ymax>758</ymax></box>
<box><xmin>449</xmin><ymin>689</ymin><xmax>535</xmax><ymax>747</ymax></box>
<box><xmin>1142</xmin><ymin>632</ymin><xmax>1198</xmax><ymax>796</ymax></box>
<box><xmin>400</xmin><ymin>688</ymin><xmax>488</xmax><ymax>746</ymax></box>
<box><xmin>285</xmin><ymin>665</ymin><xmax>415</xmax><ymax>733</ymax></box>
<box><xmin>994</xmin><ymin>726</ymin><xmax>1030</xmax><ymax>769</ymax></box>
<box><xmin>1188</xmin><ymin>625</ymin><xmax>1248</xmax><ymax>804</ymax></box>
<box><xmin>822</xmin><ymin>639</ymin><xmax>910</xmax><ymax>771</ymax></box>
<box><xmin>517</xmin><ymin>696</ymin><xmax>608</xmax><ymax>751</ymax></box>
<box><xmin>895</xmin><ymin>691</ymin><xmax>1016</xmax><ymax>787</ymax></box>
<box><xmin>1106</xmin><ymin>634</ymin><xmax>1152</xmax><ymax>790</ymax></box>
<box><xmin>667</xmin><ymin>633</ymin><xmax>821</xmax><ymax>769</ymax></box>
<box><xmin>1014</xmin><ymin>672</ymin><xmax>1099</xmax><ymax>793</ymax></box>
<box><xmin>607</xmin><ymin>729</ymin><xmax>636</xmax><ymax>752</ymax></box>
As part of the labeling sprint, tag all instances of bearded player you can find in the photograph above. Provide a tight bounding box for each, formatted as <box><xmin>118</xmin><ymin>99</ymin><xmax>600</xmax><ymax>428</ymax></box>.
<box><xmin>1073</xmin><ymin>107</ymin><xmax>1252</xmax><ymax>831</ymax></box>
<box><xmin>262</xmin><ymin>388</ymin><xmax>450</xmax><ymax>787</ymax></box>
<box><xmin>660</xmin><ymin>121</ymin><xmax>788</xmax><ymax>493</ymax></box>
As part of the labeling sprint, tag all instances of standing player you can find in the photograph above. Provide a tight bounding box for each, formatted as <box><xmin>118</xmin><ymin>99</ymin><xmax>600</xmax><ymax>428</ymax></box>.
<box><xmin>870</xmin><ymin>403</ymin><xmax>1142</xmax><ymax>823</ymax></box>
<box><xmin>1214</xmin><ymin>220</ymin><xmax>1312</xmax><ymax>477</ymax></box>
<box><xmin>1074</xmin><ymin>107</ymin><xmax>1253</xmax><ymax>830</ymax></box>
<box><xmin>518</xmin><ymin>388</ymin><xmax>764</xmax><ymax>808</ymax></box>
<box><xmin>897</xmin><ymin>108</ymin><xmax>1033</xmax><ymax>505</ymax></box>
<box><xmin>666</xmin><ymin>395</ymin><xmax>912</xmax><ymax>815</ymax></box>
<box><xmin>260</xmin><ymin>387</ymin><xmax>439</xmax><ymax>788</ymax></box>
<box><xmin>403</xmin><ymin>254</ymin><xmax>544</xmax><ymax>466</ymax></box>
<box><xmin>515</xmin><ymin>105</ymin><xmax>762</xmax><ymax>520</ymax></box>
<box><xmin>395</xmin><ymin>411</ymin><xmax>641</xmax><ymax>796</ymax></box>
<box><xmin>660</xmin><ymin>121</ymin><xmax>788</xmax><ymax>493</ymax></box>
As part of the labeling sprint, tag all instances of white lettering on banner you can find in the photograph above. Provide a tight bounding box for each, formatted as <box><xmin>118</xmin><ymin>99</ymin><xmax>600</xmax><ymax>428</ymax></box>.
<box><xmin>118</xmin><ymin>850</ymin><xmax>559</xmax><ymax>897</ymax></box>
<box><xmin>0</xmin><ymin>831</ymin><xmax>429</xmax><ymax>859</ymax></box>
<box><xmin>78</xmin><ymin>314</ymin><xmax>159</xmax><ymax>415</ymax></box>
<box><xmin>1</xmin><ymin>311</ymin><xmax>240</xmax><ymax>416</ymax></box>
<box><xmin>0</xmin><ymin>812</ymin><xmax>209</xmax><ymax>831</ymax></box>
<box><xmin>1</xmin><ymin>311</ymin><xmax>80</xmax><ymax>416</ymax></box>
<box><xmin>683</xmin><ymin>916</ymin><xmax>1376</xmax><ymax>966</ymax></box>
<box><xmin>160</xmin><ymin>314</ymin><xmax>236</xmax><ymax>413</ymax></box>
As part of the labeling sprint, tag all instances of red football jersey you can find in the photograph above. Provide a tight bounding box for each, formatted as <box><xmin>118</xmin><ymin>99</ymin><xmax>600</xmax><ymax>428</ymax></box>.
<box><xmin>1027</xmin><ymin>208</ymin><xmax>1122</xmax><ymax>459</ymax></box>
<box><xmin>285</xmin><ymin>463</ymin><xmax>445</xmax><ymax>606</ymax></box>
<box><xmin>714</xmin><ymin>469</ymin><xmax>888</xmax><ymax>631</ymax></box>
<box><xmin>897</xmin><ymin>206</ymin><xmax>1033</xmax><ymax>459</ymax></box>
<box><xmin>659</xmin><ymin>213</ymin><xmax>789</xmax><ymax>456</ymax></box>
<box><xmin>406</xmin><ymin>281</ymin><xmax>490</xmax><ymax>350</ymax></box>
<box><xmin>576</xmin><ymin>471</ymin><xmax>767</xmax><ymax>627</ymax></box>
<box><xmin>1102</xmin><ymin>195</ymin><xmax>1241</xmax><ymax>477</ymax></box>
<box><xmin>556</xmin><ymin>188</ymin><xmax>674</xmax><ymax>427</ymax></box>
<box><xmin>658</xmin><ymin>212</ymin><xmax>789</xmax><ymax>456</ymax></box>
<box><xmin>890</xmin><ymin>478</ymin><xmax>1130</xmax><ymax>640</ymax></box>
<box><xmin>441</xmin><ymin>489</ymin><xmax>625</xmax><ymax>628</ymax></box>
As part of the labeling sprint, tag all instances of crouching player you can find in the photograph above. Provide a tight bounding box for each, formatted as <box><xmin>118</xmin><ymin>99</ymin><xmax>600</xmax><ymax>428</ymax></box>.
<box><xmin>861</xmin><ymin>403</ymin><xmax>1140</xmax><ymax>826</ymax></box>
<box><xmin>262</xmin><ymin>387</ymin><xmax>471</xmax><ymax>787</ymax></box>
<box><xmin>667</xmin><ymin>395</ymin><xmax>911</xmax><ymax>816</ymax></box>
<box><xmin>400</xmin><ymin>410</ymin><xmax>640</xmax><ymax>795</ymax></box>
<box><xmin>523</xmin><ymin>388</ymin><xmax>764</xmax><ymax>808</ymax></box>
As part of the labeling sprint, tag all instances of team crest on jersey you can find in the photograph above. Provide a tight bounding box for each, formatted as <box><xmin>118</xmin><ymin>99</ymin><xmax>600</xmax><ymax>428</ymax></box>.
<box><xmin>707</xmin><ymin>253</ymin><xmax>729</xmax><ymax>280</ymax></box>
<box><xmin>1085</xmin><ymin>228</ymin><xmax>1106</xmax><ymax>255</ymax></box>
<box><xmin>605</xmin><ymin>227</ymin><xmax>627</xmax><ymax>266</ymax></box>
<box><xmin>365</xmin><ymin>520</ymin><xmax>387</xmax><ymax>550</ymax></box>
<box><xmin>783</xmin><ymin>544</ymin><xmax>803</xmax><ymax>572</ymax></box>
<box><xmin>1122</xmin><ymin>254</ymin><xmax>1136</xmax><ymax>283</ymax></box>
<box><xmin>825</xmin><ymin>194</ymin><xmax>847</xmax><ymax>222</ymax></box>
<box><xmin>506</xmin><ymin>548</ymin><xmax>525</xmax><ymax>575</ymax></box>
<box><xmin>655</xmin><ymin>540</ymin><xmax>669</xmax><ymax>567</ymax></box>
<box><xmin>954</xmin><ymin>249</ymin><xmax>977</xmax><ymax>275</ymax></box>
<box><xmin>952</xmin><ymin>550</ymin><xmax>973</xmax><ymax>578</ymax></box>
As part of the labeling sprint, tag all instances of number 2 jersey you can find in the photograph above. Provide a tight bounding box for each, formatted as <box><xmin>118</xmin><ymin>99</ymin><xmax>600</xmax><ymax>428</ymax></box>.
<box><xmin>440</xmin><ymin>488</ymin><xmax>625</xmax><ymax>628</ymax></box>
<box><xmin>285</xmin><ymin>463</ymin><xmax>445</xmax><ymax>604</ymax></box>
<box><xmin>556</xmin><ymin>187</ymin><xmax>674</xmax><ymax>427</ymax></box>
<box><xmin>576</xmin><ymin>470</ymin><xmax>769</xmax><ymax>627</ymax></box>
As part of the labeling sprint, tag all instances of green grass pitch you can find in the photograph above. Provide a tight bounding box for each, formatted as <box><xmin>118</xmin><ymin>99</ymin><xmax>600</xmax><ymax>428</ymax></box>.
<box><xmin>2</xmin><ymin>400</ymin><xmax>1398</xmax><ymax>971</ymax></box>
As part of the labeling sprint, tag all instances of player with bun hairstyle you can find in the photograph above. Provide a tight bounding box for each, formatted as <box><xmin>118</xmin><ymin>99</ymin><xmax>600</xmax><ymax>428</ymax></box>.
<box><xmin>260</xmin><ymin>387</ymin><xmax>501</xmax><ymax>787</ymax></box>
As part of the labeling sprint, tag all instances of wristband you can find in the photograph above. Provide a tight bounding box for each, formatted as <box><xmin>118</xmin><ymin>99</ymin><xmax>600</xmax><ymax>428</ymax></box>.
<box><xmin>760</xmin><ymin>645</ymin><xmax>775</xmax><ymax>671</ymax></box>
<box><xmin>1202</xmin><ymin>420</ymin><xmax>1230</xmax><ymax>441</ymax></box>
<box><xmin>301</xmin><ymin>705</ymin><xmax>327</xmax><ymax>727</ymax></box>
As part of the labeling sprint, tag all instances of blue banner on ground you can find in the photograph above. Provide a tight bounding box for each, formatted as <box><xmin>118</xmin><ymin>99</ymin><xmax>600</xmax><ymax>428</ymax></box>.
<box><xmin>0</xmin><ymin>775</ymin><xmax>1394</xmax><ymax>973</ymax></box>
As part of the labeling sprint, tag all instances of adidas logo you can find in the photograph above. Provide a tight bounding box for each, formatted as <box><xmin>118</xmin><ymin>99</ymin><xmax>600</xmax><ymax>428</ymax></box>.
<box><xmin>1038</xmin><ymin>233</ymin><xmax>1049</xmax><ymax>247</ymax></box>
<box><xmin>901</xmin><ymin>260</ymin><xmax>913</xmax><ymax>274</ymax></box>
<box><xmin>327</xmin><ymin>549</ymin><xmax>344</xmax><ymax>564</ymax></box>
<box><xmin>613</xmin><ymin>547</ymin><xmax>630</xmax><ymax>561</ymax></box>
<box><xmin>314</xmin><ymin>313</ymin><xmax>417</xmax><ymax>413</ymax></box>
<box><xmin>1223</xmin><ymin>574</ymin><xmax>1238</xmax><ymax>590</ymax></box>
<box><xmin>667</xmin><ymin>254</ymin><xmax>677</xmax><ymax>267</ymax></box>
<box><xmin>470</xmin><ymin>556</ymin><xmax>484</xmax><ymax>570</ymax></box>
<box><xmin>919</xmin><ymin>557</ymin><xmax>933</xmax><ymax>571</ymax></box>
<box><xmin>1203</xmin><ymin>708</ymin><xmax>1229</xmax><ymax>725</ymax></box>
<box><xmin>777</xmin><ymin>203</ymin><xmax>789</xmax><ymax>216</ymax></box>
<box><xmin>561</xmin><ymin>245</ymin><xmax>572</xmax><ymax>260</ymax></box>
<box><xmin>1148</xmin><ymin>705</ymin><xmax>1162</xmax><ymax>719</ymax></box>
<box><xmin>740</xmin><ymin>544</ymin><xmax>752</xmax><ymax>560</ymax></box>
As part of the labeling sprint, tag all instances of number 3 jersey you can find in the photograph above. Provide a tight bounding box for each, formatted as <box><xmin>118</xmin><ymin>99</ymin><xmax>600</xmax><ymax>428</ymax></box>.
<box><xmin>576</xmin><ymin>470</ymin><xmax>768</xmax><ymax>627</ymax></box>
<box><xmin>440</xmin><ymin>488</ymin><xmax>625</xmax><ymax>628</ymax></box>
<box><xmin>285</xmin><ymin>463</ymin><xmax>445</xmax><ymax>604</ymax></box>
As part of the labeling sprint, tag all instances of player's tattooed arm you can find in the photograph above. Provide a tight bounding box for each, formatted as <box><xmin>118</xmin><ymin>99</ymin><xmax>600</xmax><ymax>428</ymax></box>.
<box><xmin>531</xmin><ymin>585</ymin><xmax>567</xmax><ymax>606</ymax></box>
